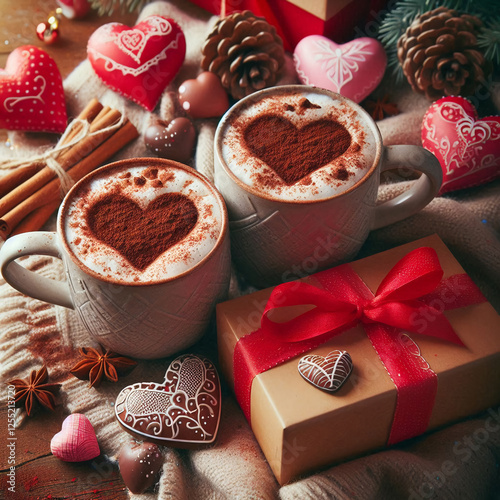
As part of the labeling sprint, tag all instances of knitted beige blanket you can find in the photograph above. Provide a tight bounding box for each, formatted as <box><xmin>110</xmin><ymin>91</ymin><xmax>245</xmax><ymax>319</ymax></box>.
<box><xmin>1</xmin><ymin>1</ymin><xmax>499</xmax><ymax>498</ymax></box>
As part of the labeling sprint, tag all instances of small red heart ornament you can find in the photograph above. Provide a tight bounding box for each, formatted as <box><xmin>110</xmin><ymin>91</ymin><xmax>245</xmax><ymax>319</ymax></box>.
<box><xmin>50</xmin><ymin>413</ymin><xmax>100</xmax><ymax>462</ymax></box>
<box><xmin>87</xmin><ymin>16</ymin><xmax>186</xmax><ymax>111</ymax></box>
<box><xmin>0</xmin><ymin>45</ymin><xmax>67</xmax><ymax>133</ymax></box>
<box><xmin>293</xmin><ymin>36</ymin><xmax>387</xmax><ymax>103</ymax></box>
<box><xmin>115</xmin><ymin>354</ymin><xmax>221</xmax><ymax>447</ymax></box>
<box><xmin>422</xmin><ymin>96</ymin><xmax>500</xmax><ymax>194</ymax></box>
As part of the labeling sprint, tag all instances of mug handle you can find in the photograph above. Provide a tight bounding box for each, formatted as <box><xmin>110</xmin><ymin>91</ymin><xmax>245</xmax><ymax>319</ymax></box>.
<box><xmin>371</xmin><ymin>145</ymin><xmax>442</xmax><ymax>230</ymax></box>
<box><xmin>0</xmin><ymin>232</ymin><xmax>74</xmax><ymax>309</ymax></box>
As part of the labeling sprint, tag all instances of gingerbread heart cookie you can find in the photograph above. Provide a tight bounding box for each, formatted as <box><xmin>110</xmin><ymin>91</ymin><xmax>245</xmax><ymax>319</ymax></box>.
<box><xmin>115</xmin><ymin>355</ymin><xmax>221</xmax><ymax>447</ymax></box>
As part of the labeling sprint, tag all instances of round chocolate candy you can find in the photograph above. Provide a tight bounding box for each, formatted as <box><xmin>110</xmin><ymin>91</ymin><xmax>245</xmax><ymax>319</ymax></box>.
<box><xmin>119</xmin><ymin>441</ymin><xmax>163</xmax><ymax>494</ymax></box>
<box><xmin>144</xmin><ymin>117</ymin><xmax>196</xmax><ymax>164</ymax></box>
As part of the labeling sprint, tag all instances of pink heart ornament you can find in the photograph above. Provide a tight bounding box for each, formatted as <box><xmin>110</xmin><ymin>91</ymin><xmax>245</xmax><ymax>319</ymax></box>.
<box><xmin>293</xmin><ymin>35</ymin><xmax>387</xmax><ymax>103</ymax></box>
<box><xmin>50</xmin><ymin>413</ymin><xmax>100</xmax><ymax>462</ymax></box>
<box><xmin>421</xmin><ymin>96</ymin><xmax>500</xmax><ymax>194</ymax></box>
<box><xmin>0</xmin><ymin>45</ymin><xmax>67</xmax><ymax>133</ymax></box>
<box><xmin>87</xmin><ymin>16</ymin><xmax>186</xmax><ymax>111</ymax></box>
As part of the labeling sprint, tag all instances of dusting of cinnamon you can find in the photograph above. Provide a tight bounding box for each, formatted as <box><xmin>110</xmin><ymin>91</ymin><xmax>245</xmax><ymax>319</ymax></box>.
<box><xmin>144</xmin><ymin>168</ymin><xmax>158</xmax><ymax>180</ymax></box>
<box><xmin>243</xmin><ymin>114</ymin><xmax>351</xmax><ymax>185</ymax></box>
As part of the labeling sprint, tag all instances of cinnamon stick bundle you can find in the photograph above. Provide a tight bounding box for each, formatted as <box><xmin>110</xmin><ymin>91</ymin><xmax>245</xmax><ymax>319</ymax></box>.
<box><xmin>0</xmin><ymin>101</ymin><xmax>138</xmax><ymax>239</ymax></box>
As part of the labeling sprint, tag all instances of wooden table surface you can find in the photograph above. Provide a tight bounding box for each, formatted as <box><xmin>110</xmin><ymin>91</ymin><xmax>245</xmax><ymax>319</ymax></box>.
<box><xmin>0</xmin><ymin>2</ymin><xmax>141</xmax><ymax>498</ymax></box>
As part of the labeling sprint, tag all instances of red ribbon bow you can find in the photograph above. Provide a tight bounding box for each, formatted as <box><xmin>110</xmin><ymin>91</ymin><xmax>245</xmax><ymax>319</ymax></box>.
<box><xmin>233</xmin><ymin>247</ymin><xmax>486</xmax><ymax>444</ymax></box>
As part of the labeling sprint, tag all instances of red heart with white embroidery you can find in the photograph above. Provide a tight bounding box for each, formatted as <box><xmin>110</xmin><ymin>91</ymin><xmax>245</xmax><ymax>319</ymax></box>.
<box><xmin>0</xmin><ymin>45</ymin><xmax>67</xmax><ymax>133</ymax></box>
<box><xmin>421</xmin><ymin>96</ymin><xmax>500</xmax><ymax>194</ymax></box>
<box><xmin>87</xmin><ymin>15</ymin><xmax>185</xmax><ymax>111</ymax></box>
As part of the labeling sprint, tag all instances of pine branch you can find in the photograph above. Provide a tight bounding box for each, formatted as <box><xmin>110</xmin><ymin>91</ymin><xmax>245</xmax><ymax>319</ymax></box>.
<box><xmin>478</xmin><ymin>18</ymin><xmax>500</xmax><ymax>65</ymax></box>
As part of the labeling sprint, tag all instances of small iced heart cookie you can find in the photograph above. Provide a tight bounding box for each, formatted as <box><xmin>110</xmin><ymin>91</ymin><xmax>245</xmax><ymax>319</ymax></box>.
<box><xmin>115</xmin><ymin>354</ymin><xmax>221</xmax><ymax>447</ymax></box>
<box><xmin>87</xmin><ymin>15</ymin><xmax>186</xmax><ymax>111</ymax></box>
<box><xmin>422</xmin><ymin>96</ymin><xmax>500</xmax><ymax>194</ymax></box>
<box><xmin>50</xmin><ymin>413</ymin><xmax>100</xmax><ymax>462</ymax></box>
<box><xmin>298</xmin><ymin>350</ymin><xmax>353</xmax><ymax>392</ymax></box>
<box><xmin>293</xmin><ymin>35</ymin><xmax>386</xmax><ymax>103</ymax></box>
<box><xmin>0</xmin><ymin>45</ymin><xmax>67</xmax><ymax>133</ymax></box>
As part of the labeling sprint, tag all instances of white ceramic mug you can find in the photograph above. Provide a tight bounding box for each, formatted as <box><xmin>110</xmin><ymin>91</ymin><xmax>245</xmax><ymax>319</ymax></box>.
<box><xmin>0</xmin><ymin>158</ymin><xmax>231</xmax><ymax>359</ymax></box>
<box><xmin>214</xmin><ymin>85</ymin><xmax>442</xmax><ymax>287</ymax></box>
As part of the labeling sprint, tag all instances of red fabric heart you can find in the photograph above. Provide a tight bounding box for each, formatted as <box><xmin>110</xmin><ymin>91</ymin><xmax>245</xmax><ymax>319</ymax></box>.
<box><xmin>87</xmin><ymin>15</ymin><xmax>186</xmax><ymax>111</ymax></box>
<box><xmin>115</xmin><ymin>355</ymin><xmax>221</xmax><ymax>447</ymax></box>
<box><xmin>87</xmin><ymin>192</ymin><xmax>198</xmax><ymax>271</ymax></box>
<box><xmin>0</xmin><ymin>45</ymin><xmax>67</xmax><ymax>133</ymax></box>
<box><xmin>422</xmin><ymin>96</ymin><xmax>500</xmax><ymax>194</ymax></box>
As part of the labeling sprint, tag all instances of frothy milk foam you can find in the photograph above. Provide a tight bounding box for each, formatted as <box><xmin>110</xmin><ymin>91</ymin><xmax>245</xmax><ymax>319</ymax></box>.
<box><xmin>63</xmin><ymin>163</ymin><xmax>223</xmax><ymax>284</ymax></box>
<box><xmin>221</xmin><ymin>88</ymin><xmax>379</xmax><ymax>202</ymax></box>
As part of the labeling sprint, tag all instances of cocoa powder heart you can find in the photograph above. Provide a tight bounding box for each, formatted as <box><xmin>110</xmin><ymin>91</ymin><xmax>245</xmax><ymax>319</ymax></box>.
<box><xmin>87</xmin><ymin>193</ymin><xmax>198</xmax><ymax>271</ymax></box>
<box><xmin>244</xmin><ymin>115</ymin><xmax>351</xmax><ymax>185</ymax></box>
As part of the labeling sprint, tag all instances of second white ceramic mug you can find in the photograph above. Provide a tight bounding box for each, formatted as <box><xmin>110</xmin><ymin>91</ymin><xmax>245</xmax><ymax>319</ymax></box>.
<box><xmin>214</xmin><ymin>85</ymin><xmax>442</xmax><ymax>287</ymax></box>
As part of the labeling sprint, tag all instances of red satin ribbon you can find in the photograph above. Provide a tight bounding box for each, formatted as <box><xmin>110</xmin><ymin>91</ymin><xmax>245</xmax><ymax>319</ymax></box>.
<box><xmin>233</xmin><ymin>247</ymin><xmax>486</xmax><ymax>444</ymax></box>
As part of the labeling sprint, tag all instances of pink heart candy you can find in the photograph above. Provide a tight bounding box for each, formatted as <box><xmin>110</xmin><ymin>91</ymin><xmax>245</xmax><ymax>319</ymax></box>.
<box><xmin>51</xmin><ymin>413</ymin><xmax>100</xmax><ymax>462</ymax></box>
<box><xmin>87</xmin><ymin>15</ymin><xmax>186</xmax><ymax>111</ymax></box>
<box><xmin>422</xmin><ymin>96</ymin><xmax>500</xmax><ymax>194</ymax></box>
<box><xmin>0</xmin><ymin>45</ymin><xmax>67</xmax><ymax>133</ymax></box>
<box><xmin>293</xmin><ymin>35</ymin><xmax>387</xmax><ymax>103</ymax></box>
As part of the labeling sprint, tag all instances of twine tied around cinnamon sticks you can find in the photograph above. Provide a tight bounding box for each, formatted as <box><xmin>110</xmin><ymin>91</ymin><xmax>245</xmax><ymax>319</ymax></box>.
<box><xmin>0</xmin><ymin>99</ymin><xmax>138</xmax><ymax>239</ymax></box>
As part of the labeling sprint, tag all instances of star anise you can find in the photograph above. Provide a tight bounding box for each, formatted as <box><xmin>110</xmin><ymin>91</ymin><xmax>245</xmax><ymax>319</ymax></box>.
<box><xmin>8</xmin><ymin>366</ymin><xmax>61</xmax><ymax>416</ymax></box>
<box><xmin>70</xmin><ymin>346</ymin><xmax>137</xmax><ymax>388</ymax></box>
<box><xmin>363</xmin><ymin>95</ymin><xmax>400</xmax><ymax>121</ymax></box>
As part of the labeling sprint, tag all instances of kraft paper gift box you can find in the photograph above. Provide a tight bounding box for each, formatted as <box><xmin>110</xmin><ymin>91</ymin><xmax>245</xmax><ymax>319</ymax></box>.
<box><xmin>216</xmin><ymin>235</ymin><xmax>500</xmax><ymax>485</ymax></box>
<box><xmin>188</xmin><ymin>0</ymin><xmax>382</xmax><ymax>49</ymax></box>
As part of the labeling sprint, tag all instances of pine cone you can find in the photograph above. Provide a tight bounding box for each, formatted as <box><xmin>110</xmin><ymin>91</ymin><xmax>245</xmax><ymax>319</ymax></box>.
<box><xmin>201</xmin><ymin>10</ymin><xmax>285</xmax><ymax>101</ymax></box>
<box><xmin>397</xmin><ymin>6</ymin><xmax>488</xmax><ymax>100</ymax></box>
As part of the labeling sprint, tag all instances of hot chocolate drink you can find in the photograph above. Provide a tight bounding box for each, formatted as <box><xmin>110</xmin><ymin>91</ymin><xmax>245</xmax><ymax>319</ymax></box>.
<box><xmin>62</xmin><ymin>161</ymin><xmax>224</xmax><ymax>285</ymax></box>
<box><xmin>220</xmin><ymin>88</ymin><xmax>378</xmax><ymax>202</ymax></box>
